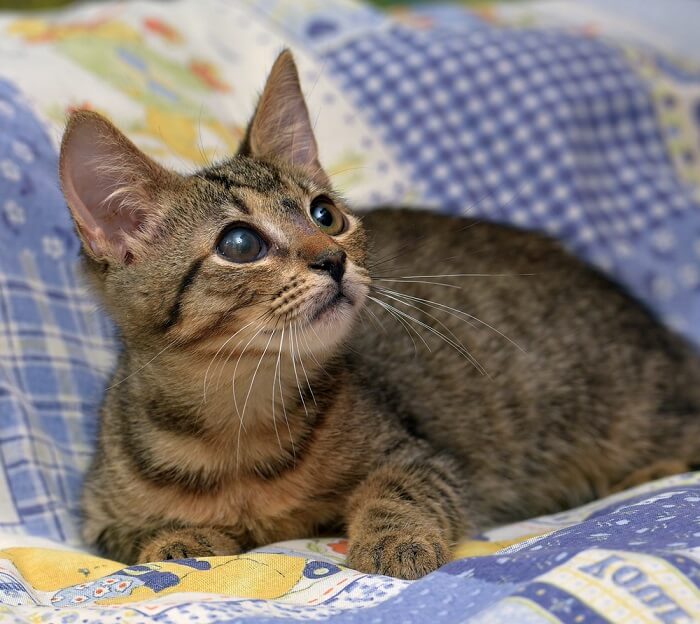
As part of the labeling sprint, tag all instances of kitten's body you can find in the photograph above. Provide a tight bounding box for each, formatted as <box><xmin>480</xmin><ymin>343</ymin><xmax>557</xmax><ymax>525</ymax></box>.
<box><xmin>64</xmin><ymin>52</ymin><xmax>700</xmax><ymax>578</ymax></box>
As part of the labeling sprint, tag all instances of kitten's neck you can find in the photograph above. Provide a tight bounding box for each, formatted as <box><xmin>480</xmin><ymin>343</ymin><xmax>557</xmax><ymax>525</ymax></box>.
<box><xmin>130</xmin><ymin>342</ymin><xmax>333</xmax><ymax>470</ymax></box>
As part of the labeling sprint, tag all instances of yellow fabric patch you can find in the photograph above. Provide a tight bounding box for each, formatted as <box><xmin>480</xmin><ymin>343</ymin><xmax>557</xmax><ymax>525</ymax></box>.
<box><xmin>0</xmin><ymin>548</ymin><xmax>123</xmax><ymax>591</ymax></box>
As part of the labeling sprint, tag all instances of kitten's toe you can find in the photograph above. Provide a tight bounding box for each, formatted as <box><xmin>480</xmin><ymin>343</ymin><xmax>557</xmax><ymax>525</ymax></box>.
<box><xmin>347</xmin><ymin>529</ymin><xmax>449</xmax><ymax>579</ymax></box>
<box><xmin>136</xmin><ymin>528</ymin><xmax>237</xmax><ymax>563</ymax></box>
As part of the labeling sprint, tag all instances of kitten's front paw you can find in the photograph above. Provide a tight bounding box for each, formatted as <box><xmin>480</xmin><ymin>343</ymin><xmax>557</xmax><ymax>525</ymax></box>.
<box><xmin>137</xmin><ymin>528</ymin><xmax>238</xmax><ymax>563</ymax></box>
<box><xmin>347</xmin><ymin>529</ymin><xmax>449</xmax><ymax>579</ymax></box>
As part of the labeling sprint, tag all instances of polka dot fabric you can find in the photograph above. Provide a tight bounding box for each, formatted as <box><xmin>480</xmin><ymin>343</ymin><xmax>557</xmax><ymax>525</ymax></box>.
<box><xmin>322</xmin><ymin>24</ymin><xmax>700</xmax><ymax>344</ymax></box>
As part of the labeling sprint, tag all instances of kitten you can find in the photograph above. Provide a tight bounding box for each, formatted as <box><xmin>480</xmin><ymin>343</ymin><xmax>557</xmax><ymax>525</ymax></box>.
<box><xmin>60</xmin><ymin>50</ymin><xmax>700</xmax><ymax>579</ymax></box>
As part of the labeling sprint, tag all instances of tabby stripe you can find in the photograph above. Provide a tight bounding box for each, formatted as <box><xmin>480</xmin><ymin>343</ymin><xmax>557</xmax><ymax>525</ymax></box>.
<box><xmin>424</xmin><ymin>477</ymin><xmax>462</xmax><ymax>524</ymax></box>
<box><xmin>380</xmin><ymin>478</ymin><xmax>418</xmax><ymax>505</ymax></box>
<box><xmin>199</xmin><ymin>171</ymin><xmax>270</xmax><ymax>199</ymax></box>
<box><xmin>361</xmin><ymin>501</ymin><xmax>406</xmax><ymax>528</ymax></box>
<box><xmin>162</xmin><ymin>257</ymin><xmax>205</xmax><ymax>331</ymax></box>
<box><xmin>404</xmin><ymin>456</ymin><xmax>466</xmax><ymax>495</ymax></box>
<box><xmin>280</xmin><ymin>197</ymin><xmax>301</xmax><ymax>214</ymax></box>
<box><xmin>119</xmin><ymin>424</ymin><xmax>222</xmax><ymax>494</ymax></box>
<box><xmin>146</xmin><ymin>399</ymin><xmax>210</xmax><ymax>438</ymax></box>
<box><xmin>371</xmin><ymin>534</ymin><xmax>396</xmax><ymax>570</ymax></box>
<box><xmin>253</xmin><ymin>375</ymin><xmax>336</xmax><ymax>480</ymax></box>
<box><xmin>131</xmin><ymin>453</ymin><xmax>222</xmax><ymax>494</ymax></box>
<box><xmin>415</xmin><ymin>481</ymin><xmax>456</xmax><ymax>532</ymax></box>
<box><xmin>200</xmin><ymin>169</ymin><xmax>282</xmax><ymax>194</ymax></box>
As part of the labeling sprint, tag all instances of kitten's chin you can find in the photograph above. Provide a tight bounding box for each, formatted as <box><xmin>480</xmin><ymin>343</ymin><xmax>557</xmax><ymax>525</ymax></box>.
<box><xmin>305</xmin><ymin>283</ymin><xmax>368</xmax><ymax>353</ymax></box>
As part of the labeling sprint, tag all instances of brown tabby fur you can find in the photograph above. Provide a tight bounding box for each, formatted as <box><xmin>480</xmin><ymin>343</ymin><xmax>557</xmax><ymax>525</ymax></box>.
<box><xmin>60</xmin><ymin>51</ymin><xmax>700</xmax><ymax>579</ymax></box>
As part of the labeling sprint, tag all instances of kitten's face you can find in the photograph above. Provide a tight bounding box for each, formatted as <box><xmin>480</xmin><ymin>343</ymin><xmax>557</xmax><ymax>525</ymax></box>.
<box><xmin>158</xmin><ymin>157</ymin><xmax>370</xmax><ymax>354</ymax></box>
<box><xmin>59</xmin><ymin>50</ymin><xmax>370</xmax><ymax>358</ymax></box>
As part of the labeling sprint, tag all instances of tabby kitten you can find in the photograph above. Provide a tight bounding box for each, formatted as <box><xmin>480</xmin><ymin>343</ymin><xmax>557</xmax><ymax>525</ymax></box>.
<box><xmin>60</xmin><ymin>50</ymin><xmax>700</xmax><ymax>579</ymax></box>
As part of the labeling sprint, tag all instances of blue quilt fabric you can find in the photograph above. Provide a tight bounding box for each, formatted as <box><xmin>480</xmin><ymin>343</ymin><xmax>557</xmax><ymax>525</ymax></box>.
<box><xmin>0</xmin><ymin>1</ymin><xmax>699</xmax><ymax>622</ymax></box>
<box><xmin>0</xmin><ymin>79</ymin><xmax>115</xmax><ymax>544</ymax></box>
<box><xmin>314</xmin><ymin>20</ymin><xmax>700</xmax><ymax>346</ymax></box>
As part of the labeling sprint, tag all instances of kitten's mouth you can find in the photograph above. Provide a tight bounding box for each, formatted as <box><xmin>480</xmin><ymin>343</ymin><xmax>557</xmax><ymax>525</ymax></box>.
<box><xmin>309</xmin><ymin>291</ymin><xmax>351</xmax><ymax>324</ymax></box>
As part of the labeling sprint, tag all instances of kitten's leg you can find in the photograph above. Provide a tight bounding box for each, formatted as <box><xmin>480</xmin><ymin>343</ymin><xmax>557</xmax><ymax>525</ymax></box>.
<box><xmin>345</xmin><ymin>448</ymin><xmax>469</xmax><ymax>580</ymax></box>
<box><xmin>609</xmin><ymin>459</ymin><xmax>691</xmax><ymax>493</ymax></box>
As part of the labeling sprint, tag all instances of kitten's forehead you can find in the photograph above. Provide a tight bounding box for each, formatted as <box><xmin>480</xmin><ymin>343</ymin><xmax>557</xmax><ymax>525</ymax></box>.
<box><xmin>195</xmin><ymin>156</ymin><xmax>320</xmax><ymax>229</ymax></box>
<box><xmin>197</xmin><ymin>157</ymin><xmax>314</xmax><ymax>205</ymax></box>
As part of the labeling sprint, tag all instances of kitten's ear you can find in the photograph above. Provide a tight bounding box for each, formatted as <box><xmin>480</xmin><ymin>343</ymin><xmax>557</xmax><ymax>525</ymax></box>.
<box><xmin>59</xmin><ymin>110</ymin><xmax>178</xmax><ymax>264</ymax></box>
<box><xmin>239</xmin><ymin>50</ymin><xmax>329</xmax><ymax>186</ymax></box>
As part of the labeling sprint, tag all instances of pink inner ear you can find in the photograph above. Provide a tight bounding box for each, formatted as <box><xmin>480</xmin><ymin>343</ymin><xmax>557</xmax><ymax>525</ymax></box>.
<box><xmin>60</xmin><ymin>117</ymin><xmax>147</xmax><ymax>261</ymax></box>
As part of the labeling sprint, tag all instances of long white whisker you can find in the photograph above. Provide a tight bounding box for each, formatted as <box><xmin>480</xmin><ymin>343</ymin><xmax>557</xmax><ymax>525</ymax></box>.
<box><xmin>231</xmin><ymin>322</ymin><xmax>268</xmax><ymax>428</ymax></box>
<box><xmin>280</xmin><ymin>326</ymin><xmax>296</xmax><ymax>463</ymax></box>
<box><xmin>236</xmin><ymin>328</ymin><xmax>276</xmax><ymax>470</ymax></box>
<box><xmin>294</xmin><ymin>324</ymin><xmax>317</xmax><ymax>406</ymax></box>
<box><xmin>375</xmin><ymin>278</ymin><xmax>461</xmax><ymax>289</ymax></box>
<box><xmin>107</xmin><ymin>339</ymin><xmax>179</xmax><ymax>389</ymax></box>
<box><xmin>376</xmin><ymin>287</ymin><xmax>526</xmax><ymax>353</ymax></box>
<box><xmin>368</xmin><ymin>296</ymin><xmax>426</xmax><ymax>355</ymax></box>
<box><xmin>299</xmin><ymin>323</ymin><xmax>334</xmax><ymax>381</ymax></box>
<box><xmin>240</xmin><ymin>329</ymin><xmax>275</xmax><ymax>422</ymax></box>
<box><xmin>370</xmin><ymin>295</ymin><xmax>487</xmax><ymax>375</ymax></box>
<box><xmin>202</xmin><ymin>319</ymin><xmax>256</xmax><ymax>402</ymax></box>
<box><xmin>289</xmin><ymin>323</ymin><xmax>309</xmax><ymax>420</ymax></box>
<box><xmin>362</xmin><ymin>304</ymin><xmax>386</xmax><ymax>333</ymax></box>
<box><xmin>271</xmin><ymin>329</ymin><xmax>283</xmax><ymax>454</ymax></box>
<box><xmin>374</xmin><ymin>286</ymin><xmax>475</xmax><ymax>331</ymax></box>
<box><xmin>374</xmin><ymin>290</ymin><xmax>487</xmax><ymax>375</ymax></box>
<box><xmin>381</xmin><ymin>273</ymin><xmax>535</xmax><ymax>279</ymax></box>
<box><xmin>214</xmin><ymin>317</ymin><xmax>266</xmax><ymax>391</ymax></box>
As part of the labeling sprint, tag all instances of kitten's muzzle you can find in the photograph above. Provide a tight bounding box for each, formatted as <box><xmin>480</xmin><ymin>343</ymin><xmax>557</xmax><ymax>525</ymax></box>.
<box><xmin>309</xmin><ymin>250</ymin><xmax>346</xmax><ymax>285</ymax></box>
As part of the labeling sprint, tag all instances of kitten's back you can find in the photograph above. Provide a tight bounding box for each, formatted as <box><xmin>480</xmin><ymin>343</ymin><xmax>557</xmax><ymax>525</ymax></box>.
<box><xmin>352</xmin><ymin>208</ymin><xmax>700</xmax><ymax>521</ymax></box>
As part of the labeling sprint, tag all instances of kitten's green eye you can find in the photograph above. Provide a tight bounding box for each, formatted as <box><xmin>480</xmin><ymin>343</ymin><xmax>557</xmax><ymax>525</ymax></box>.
<box><xmin>216</xmin><ymin>227</ymin><xmax>266</xmax><ymax>263</ymax></box>
<box><xmin>310</xmin><ymin>197</ymin><xmax>345</xmax><ymax>236</ymax></box>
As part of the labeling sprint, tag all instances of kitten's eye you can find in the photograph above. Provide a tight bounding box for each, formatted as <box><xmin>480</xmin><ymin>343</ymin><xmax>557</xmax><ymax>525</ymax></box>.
<box><xmin>216</xmin><ymin>227</ymin><xmax>266</xmax><ymax>263</ymax></box>
<box><xmin>310</xmin><ymin>197</ymin><xmax>345</xmax><ymax>236</ymax></box>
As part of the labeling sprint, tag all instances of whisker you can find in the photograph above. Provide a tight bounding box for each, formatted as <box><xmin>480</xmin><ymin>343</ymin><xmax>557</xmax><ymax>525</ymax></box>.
<box><xmin>289</xmin><ymin>323</ymin><xmax>310</xmax><ymax>420</ymax></box>
<box><xmin>298</xmin><ymin>324</ymin><xmax>332</xmax><ymax>379</ymax></box>
<box><xmin>376</xmin><ymin>287</ymin><xmax>526</xmax><ymax>354</ymax></box>
<box><xmin>202</xmin><ymin>318</ymin><xmax>256</xmax><ymax>403</ymax></box>
<box><xmin>294</xmin><ymin>324</ymin><xmax>316</xmax><ymax>406</ymax></box>
<box><xmin>374</xmin><ymin>289</ymin><xmax>487</xmax><ymax>375</ymax></box>
<box><xmin>230</xmin><ymin>321</ymin><xmax>268</xmax><ymax>430</ymax></box>
<box><xmin>280</xmin><ymin>326</ymin><xmax>296</xmax><ymax>463</ymax></box>
<box><xmin>370</xmin><ymin>294</ymin><xmax>488</xmax><ymax>376</ymax></box>
<box><xmin>271</xmin><ymin>329</ymin><xmax>283</xmax><ymax>454</ymax></box>
<box><xmin>374</xmin><ymin>286</ymin><xmax>476</xmax><ymax>330</ymax></box>
<box><xmin>374</xmin><ymin>278</ymin><xmax>461</xmax><ymax>289</ymax></box>
<box><xmin>213</xmin><ymin>308</ymin><xmax>273</xmax><ymax>390</ymax></box>
<box><xmin>368</xmin><ymin>296</ymin><xmax>426</xmax><ymax>356</ymax></box>
<box><xmin>362</xmin><ymin>304</ymin><xmax>386</xmax><ymax>333</ymax></box>
<box><xmin>375</xmin><ymin>273</ymin><xmax>535</xmax><ymax>279</ymax></box>
<box><xmin>236</xmin><ymin>327</ymin><xmax>276</xmax><ymax>470</ymax></box>
<box><xmin>106</xmin><ymin>338</ymin><xmax>181</xmax><ymax>389</ymax></box>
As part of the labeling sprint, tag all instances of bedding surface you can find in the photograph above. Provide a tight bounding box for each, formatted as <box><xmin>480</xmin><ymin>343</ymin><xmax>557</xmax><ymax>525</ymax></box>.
<box><xmin>0</xmin><ymin>473</ymin><xmax>698</xmax><ymax>623</ymax></box>
<box><xmin>0</xmin><ymin>0</ymin><xmax>699</xmax><ymax>622</ymax></box>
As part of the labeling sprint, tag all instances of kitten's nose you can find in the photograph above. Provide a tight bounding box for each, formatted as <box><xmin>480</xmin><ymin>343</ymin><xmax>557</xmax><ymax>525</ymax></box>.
<box><xmin>309</xmin><ymin>250</ymin><xmax>346</xmax><ymax>285</ymax></box>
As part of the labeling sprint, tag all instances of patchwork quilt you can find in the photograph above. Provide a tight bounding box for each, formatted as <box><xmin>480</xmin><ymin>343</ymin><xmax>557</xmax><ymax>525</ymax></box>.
<box><xmin>0</xmin><ymin>0</ymin><xmax>699</xmax><ymax>622</ymax></box>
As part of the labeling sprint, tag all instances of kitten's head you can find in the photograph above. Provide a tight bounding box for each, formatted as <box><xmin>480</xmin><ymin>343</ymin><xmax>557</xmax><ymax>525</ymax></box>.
<box><xmin>59</xmin><ymin>50</ymin><xmax>369</xmax><ymax>357</ymax></box>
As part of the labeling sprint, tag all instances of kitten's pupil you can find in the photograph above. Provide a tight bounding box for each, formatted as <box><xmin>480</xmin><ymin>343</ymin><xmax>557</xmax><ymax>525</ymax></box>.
<box><xmin>310</xmin><ymin>198</ymin><xmax>344</xmax><ymax>235</ymax></box>
<box><xmin>217</xmin><ymin>227</ymin><xmax>266</xmax><ymax>263</ymax></box>
<box><xmin>313</xmin><ymin>205</ymin><xmax>333</xmax><ymax>228</ymax></box>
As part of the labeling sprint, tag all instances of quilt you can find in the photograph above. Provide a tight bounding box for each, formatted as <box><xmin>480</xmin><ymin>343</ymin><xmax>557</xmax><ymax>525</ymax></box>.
<box><xmin>0</xmin><ymin>1</ymin><xmax>699</xmax><ymax>622</ymax></box>
<box><xmin>0</xmin><ymin>473</ymin><xmax>698</xmax><ymax>623</ymax></box>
